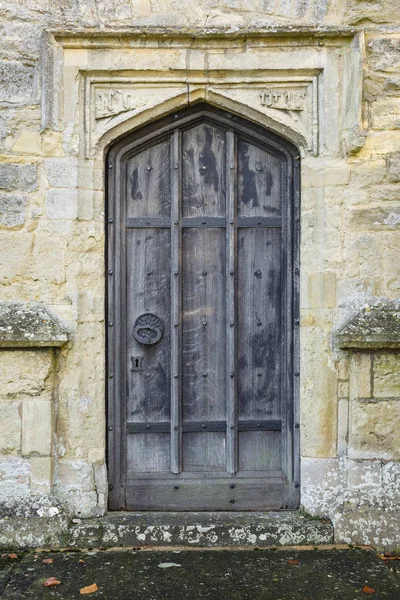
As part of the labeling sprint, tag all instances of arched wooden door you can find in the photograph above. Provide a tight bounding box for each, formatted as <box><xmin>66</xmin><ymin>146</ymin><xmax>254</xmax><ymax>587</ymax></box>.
<box><xmin>107</xmin><ymin>104</ymin><xmax>300</xmax><ymax>511</ymax></box>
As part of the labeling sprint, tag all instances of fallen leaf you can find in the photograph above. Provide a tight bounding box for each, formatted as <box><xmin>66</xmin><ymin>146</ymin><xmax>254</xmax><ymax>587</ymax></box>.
<box><xmin>42</xmin><ymin>558</ymin><xmax>54</xmax><ymax>564</ymax></box>
<box><xmin>362</xmin><ymin>586</ymin><xmax>376</xmax><ymax>595</ymax></box>
<box><xmin>287</xmin><ymin>559</ymin><xmax>299</xmax><ymax>565</ymax></box>
<box><xmin>33</xmin><ymin>555</ymin><xmax>38</xmax><ymax>559</ymax></box>
<box><xmin>158</xmin><ymin>562</ymin><xmax>181</xmax><ymax>569</ymax></box>
<box><xmin>80</xmin><ymin>583</ymin><xmax>98</xmax><ymax>594</ymax></box>
<box><xmin>43</xmin><ymin>577</ymin><xmax>61</xmax><ymax>587</ymax></box>
<box><xmin>1</xmin><ymin>554</ymin><xmax>6</xmax><ymax>558</ymax></box>
<box><xmin>8</xmin><ymin>554</ymin><xmax>18</xmax><ymax>559</ymax></box>
<box><xmin>79</xmin><ymin>559</ymin><xmax>85</xmax><ymax>563</ymax></box>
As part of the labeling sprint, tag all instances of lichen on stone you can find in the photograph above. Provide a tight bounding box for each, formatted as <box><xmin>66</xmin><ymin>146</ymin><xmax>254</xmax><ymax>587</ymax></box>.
<box><xmin>337</xmin><ymin>305</ymin><xmax>400</xmax><ymax>349</ymax></box>
<box><xmin>0</xmin><ymin>302</ymin><xmax>69</xmax><ymax>348</ymax></box>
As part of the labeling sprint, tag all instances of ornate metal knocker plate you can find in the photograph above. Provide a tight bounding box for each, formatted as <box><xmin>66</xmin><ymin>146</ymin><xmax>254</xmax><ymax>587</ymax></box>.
<box><xmin>133</xmin><ymin>313</ymin><xmax>164</xmax><ymax>345</ymax></box>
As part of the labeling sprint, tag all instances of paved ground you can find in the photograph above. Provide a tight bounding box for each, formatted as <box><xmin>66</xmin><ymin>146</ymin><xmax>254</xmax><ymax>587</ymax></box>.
<box><xmin>0</xmin><ymin>547</ymin><xmax>399</xmax><ymax>599</ymax></box>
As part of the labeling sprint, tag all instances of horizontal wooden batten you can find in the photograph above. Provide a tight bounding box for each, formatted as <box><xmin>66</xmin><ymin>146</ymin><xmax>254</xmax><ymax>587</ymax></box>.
<box><xmin>126</xmin><ymin>420</ymin><xmax>282</xmax><ymax>433</ymax></box>
<box><xmin>126</xmin><ymin>477</ymin><xmax>283</xmax><ymax>511</ymax></box>
<box><xmin>237</xmin><ymin>217</ymin><xmax>282</xmax><ymax>228</ymax></box>
<box><xmin>125</xmin><ymin>217</ymin><xmax>282</xmax><ymax>228</ymax></box>
<box><xmin>126</xmin><ymin>217</ymin><xmax>170</xmax><ymax>228</ymax></box>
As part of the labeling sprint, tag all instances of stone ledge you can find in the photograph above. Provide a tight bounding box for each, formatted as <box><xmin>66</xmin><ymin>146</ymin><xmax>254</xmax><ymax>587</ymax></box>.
<box><xmin>337</xmin><ymin>307</ymin><xmax>400</xmax><ymax>350</ymax></box>
<box><xmin>0</xmin><ymin>302</ymin><xmax>69</xmax><ymax>348</ymax></box>
<box><xmin>67</xmin><ymin>512</ymin><xmax>333</xmax><ymax>549</ymax></box>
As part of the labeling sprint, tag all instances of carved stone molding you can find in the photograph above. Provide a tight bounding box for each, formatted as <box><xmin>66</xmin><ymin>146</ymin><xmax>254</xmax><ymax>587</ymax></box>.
<box><xmin>43</xmin><ymin>29</ymin><xmax>363</xmax><ymax>160</ymax></box>
<box><xmin>83</xmin><ymin>75</ymin><xmax>319</xmax><ymax>157</ymax></box>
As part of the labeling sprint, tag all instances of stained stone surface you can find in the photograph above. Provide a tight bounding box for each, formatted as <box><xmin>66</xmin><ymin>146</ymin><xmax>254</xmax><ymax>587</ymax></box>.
<box><xmin>67</xmin><ymin>511</ymin><xmax>334</xmax><ymax>549</ymax></box>
<box><xmin>0</xmin><ymin>548</ymin><xmax>399</xmax><ymax>599</ymax></box>
<box><xmin>0</xmin><ymin>302</ymin><xmax>69</xmax><ymax>347</ymax></box>
<box><xmin>338</xmin><ymin>306</ymin><xmax>400</xmax><ymax>349</ymax></box>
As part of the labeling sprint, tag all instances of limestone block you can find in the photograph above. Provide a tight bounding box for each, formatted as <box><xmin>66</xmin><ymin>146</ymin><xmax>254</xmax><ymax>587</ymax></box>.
<box><xmin>30</xmin><ymin>457</ymin><xmax>53</xmax><ymax>495</ymax></box>
<box><xmin>370</xmin><ymin>98</ymin><xmax>400</xmax><ymax>129</ymax></box>
<box><xmin>359</xmin><ymin>131</ymin><xmax>400</xmax><ymax>158</ymax></box>
<box><xmin>337</xmin><ymin>399</ymin><xmax>349</xmax><ymax>457</ymax></box>
<box><xmin>77</xmin><ymin>189</ymin><xmax>94</xmax><ymax>220</ymax></box>
<box><xmin>0</xmin><ymin>194</ymin><xmax>27</xmax><ymax>228</ymax></box>
<box><xmin>41</xmin><ymin>131</ymin><xmax>63</xmax><ymax>157</ymax></box>
<box><xmin>387</xmin><ymin>153</ymin><xmax>400</xmax><ymax>182</ymax></box>
<box><xmin>300</xmin><ymin>457</ymin><xmax>345</xmax><ymax>516</ymax></box>
<box><xmin>350</xmin><ymin>160</ymin><xmax>386</xmax><ymax>187</ymax></box>
<box><xmin>302</xmin><ymin>272</ymin><xmax>336</xmax><ymax>309</ymax></box>
<box><xmin>373</xmin><ymin>354</ymin><xmax>400</xmax><ymax>397</ymax></box>
<box><xmin>382</xmin><ymin>462</ymin><xmax>400</xmax><ymax>509</ymax></box>
<box><xmin>21</xmin><ymin>399</ymin><xmax>52</xmax><ymax>456</ymax></box>
<box><xmin>334</xmin><ymin>506</ymin><xmax>400</xmax><ymax>549</ymax></box>
<box><xmin>348</xmin><ymin>459</ymin><xmax>382</xmax><ymax>490</ymax></box>
<box><xmin>0</xmin><ymin>402</ymin><xmax>21</xmax><ymax>454</ymax></box>
<box><xmin>27</xmin><ymin>235</ymin><xmax>66</xmax><ymax>284</ymax></box>
<box><xmin>46</xmin><ymin>188</ymin><xmax>78</xmax><ymax>219</ymax></box>
<box><xmin>88</xmin><ymin>447</ymin><xmax>105</xmax><ymax>464</ymax></box>
<box><xmin>349</xmin><ymin>400</ymin><xmax>400</xmax><ymax>459</ymax></box>
<box><xmin>0</xmin><ymin>163</ymin><xmax>38</xmax><ymax>191</ymax></box>
<box><xmin>337</xmin><ymin>356</ymin><xmax>350</xmax><ymax>381</ymax></box>
<box><xmin>0</xmin><ymin>60</ymin><xmax>34</xmax><ymax>104</ymax></box>
<box><xmin>338</xmin><ymin>381</ymin><xmax>349</xmax><ymax>399</ymax></box>
<box><xmin>63</xmin><ymin>49</ymin><xmax>88</xmax><ymax>67</ymax></box>
<box><xmin>300</xmin><ymin>311</ymin><xmax>337</xmax><ymax>458</ymax></box>
<box><xmin>349</xmin><ymin>206</ymin><xmax>400</xmax><ymax>230</ymax></box>
<box><xmin>12</xmin><ymin>131</ymin><xmax>41</xmax><ymax>155</ymax></box>
<box><xmin>56</xmin><ymin>460</ymin><xmax>94</xmax><ymax>491</ymax></box>
<box><xmin>59</xmin><ymin>490</ymin><xmax>100</xmax><ymax>519</ymax></box>
<box><xmin>306</xmin><ymin>163</ymin><xmax>350</xmax><ymax>188</ymax></box>
<box><xmin>44</xmin><ymin>158</ymin><xmax>78</xmax><ymax>188</ymax></box>
<box><xmin>0</xmin><ymin>349</ymin><xmax>53</xmax><ymax>398</ymax></box>
<box><xmin>0</xmin><ymin>456</ymin><xmax>30</xmax><ymax>501</ymax></box>
<box><xmin>368</xmin><ymin>38</ymin><xmax>400</xmax><ymax>73</ymax></box>
<box><xmin>0</xmin><ymin>231</ymin><xmax>33</xmax><ymax>283</ymax></box>
<box><xmin>350</xmin><ymin>353</ymin><xmax>372</xmax><ymax>399</ymax></box>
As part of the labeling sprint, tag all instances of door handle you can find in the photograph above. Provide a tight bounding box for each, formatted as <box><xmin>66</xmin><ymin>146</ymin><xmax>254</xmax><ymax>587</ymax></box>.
<box><xmin>133</xmin><ymin>313</ymin><xmax>164</xmax><ymax>345</ymax></box>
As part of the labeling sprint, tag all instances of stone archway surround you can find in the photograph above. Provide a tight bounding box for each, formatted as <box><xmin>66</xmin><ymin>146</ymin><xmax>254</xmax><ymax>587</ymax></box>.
<box><xmin>39</xmin><ymin>28</ymin><xmax>366</xmax><ymax>529</ymax></box>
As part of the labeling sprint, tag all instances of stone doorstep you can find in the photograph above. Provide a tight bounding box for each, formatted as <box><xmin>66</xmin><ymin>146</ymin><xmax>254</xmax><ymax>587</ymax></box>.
<box><xmin>67</xmin><ymin>511</ymin><xmax>333</xmax><ymax>549</ymax></box>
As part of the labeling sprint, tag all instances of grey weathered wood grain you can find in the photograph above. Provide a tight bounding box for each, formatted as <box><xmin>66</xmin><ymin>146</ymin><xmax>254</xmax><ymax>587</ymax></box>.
<box><xmin>126</xmin><ymin>138</ymin><xmax>171</xmax><ymax>218</ymax></box>
<box><xmin>107</xmin><ymin>104</ymin><xmax>299</xmax><ymax>511</ymax></box>
<box><xmin>126</xmin><ymin>228</ymin><xmax>171</xmax><ymax>423</ymax></box>
<box><xmin>237</xmin><ymin>228</ymin><xmax>282</xmax><ymax>422</ymax></box>
<box><xmin>182</xmin><ymin>123</ymin><xmax>226</xmax><ymax>218</ymax></box>
<box><xmin>170</xmin><ymin>130</ymin><xmax>181</xmax><ymax>475</ymax></box>
<box><xmin>237</xmin><ymin>139</ymin><xmax>282</xmax><ymax>218</ymax></box>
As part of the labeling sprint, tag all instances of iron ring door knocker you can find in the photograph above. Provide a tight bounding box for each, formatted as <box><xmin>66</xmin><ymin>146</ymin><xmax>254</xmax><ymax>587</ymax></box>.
<box><xmin>133</xmin><ymin>313</ymin><xmax>164</xmax><ymax>345</ymax></box>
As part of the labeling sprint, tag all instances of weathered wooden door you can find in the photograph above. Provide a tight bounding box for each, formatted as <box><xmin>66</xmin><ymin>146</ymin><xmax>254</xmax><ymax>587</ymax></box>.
<box><xmin>107</xmin><ymin>104</ymin><xmax>299</xmax><ymax>511</ymax></box>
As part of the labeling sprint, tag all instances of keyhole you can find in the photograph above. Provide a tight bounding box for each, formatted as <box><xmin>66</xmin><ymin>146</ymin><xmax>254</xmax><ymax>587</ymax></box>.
<box><xmin>135</xmin><ymin>358</ymin><xmax>140</xmax><ymax>369</ymax></box>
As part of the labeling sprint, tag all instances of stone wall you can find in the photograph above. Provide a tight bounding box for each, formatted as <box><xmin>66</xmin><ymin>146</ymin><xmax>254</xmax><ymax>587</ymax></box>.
<box><xmin>0</xmin><ymin>0</ymin><xmax>399</xmax><ymax>549</ymax></box>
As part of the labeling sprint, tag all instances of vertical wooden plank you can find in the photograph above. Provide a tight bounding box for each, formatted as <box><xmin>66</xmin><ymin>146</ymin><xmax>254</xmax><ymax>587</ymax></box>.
<box><xmin>181</xmin><ymin>228</ymin><xmax>226</xmax><ymax>421</ymax></box>
<box><xmin>182</xmin><ymin>123</ymin><xmax>226</xmax><ymax>218</ymax></box>
<box><xmin>226</xmin><ymin>130</ymin><xmax>237</xmax><ymax>475</ymax></box>
<box><xmin>126</xmin><ymin>228</ymin><xmax>171</xmax><ymax>423</ymax></box>
<box><xmin>126</xmin><ymin>139</ymin><xmax>171</xmax><ymax>218</ymax></box>
<box><xmin>237</xmin><ymin>228</ymin><xmax>282</xmax><ymax>422</ymax></box>
<box><xmin>237</xmin><ymin>139</ymin><xmax>282</xmax><ymax>218</ymax></box>
<box><xmin>170</xmin><ymin>129</ymin><xmax>181</xmax><ymax>475</ymax></box>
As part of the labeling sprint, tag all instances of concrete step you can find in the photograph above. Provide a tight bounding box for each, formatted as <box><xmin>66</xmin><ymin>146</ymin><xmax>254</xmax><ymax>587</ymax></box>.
<box><xmin>67</xmin><ymin>511</ymin><xmax>333</xmax><ymax>549</ymax></box>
